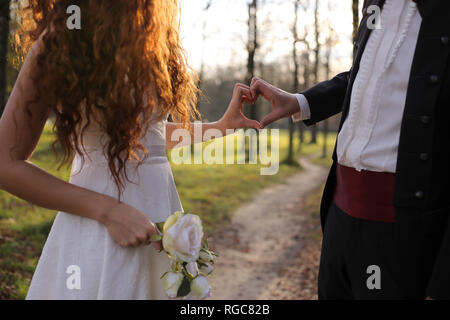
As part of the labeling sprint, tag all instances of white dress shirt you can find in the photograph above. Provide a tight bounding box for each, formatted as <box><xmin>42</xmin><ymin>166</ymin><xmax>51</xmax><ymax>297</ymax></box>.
<box><xmin>294</xmin><ymin>0</ymin><xmax>422</xmax><ymax>173</ymax></box>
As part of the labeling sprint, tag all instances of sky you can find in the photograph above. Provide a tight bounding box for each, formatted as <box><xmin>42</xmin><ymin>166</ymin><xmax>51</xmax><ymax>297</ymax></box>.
<box><xmin>179</xmin><ymin>0</ymin><xmax>356</xmax><ymax>75</ymax></box>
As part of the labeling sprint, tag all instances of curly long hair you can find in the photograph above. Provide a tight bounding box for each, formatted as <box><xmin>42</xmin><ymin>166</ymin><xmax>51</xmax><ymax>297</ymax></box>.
<box><xmin>18</xmin><ymin>0</ymin><xmax>199</xmax><ymax>195</ymax></box>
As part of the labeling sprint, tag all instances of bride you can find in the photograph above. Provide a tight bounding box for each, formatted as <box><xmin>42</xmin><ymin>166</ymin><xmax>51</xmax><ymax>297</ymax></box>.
<box><xmin>0</xmin><ymin>0</ymin><xmax>261</xmax><ymax>299</ymax></box>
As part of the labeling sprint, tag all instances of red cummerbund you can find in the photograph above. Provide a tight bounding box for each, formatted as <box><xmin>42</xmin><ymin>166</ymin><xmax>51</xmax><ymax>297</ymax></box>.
<box><xmin>333</xmin><ymin>163</ymin><xmax>396</xmax><ymax>223</ymax></box>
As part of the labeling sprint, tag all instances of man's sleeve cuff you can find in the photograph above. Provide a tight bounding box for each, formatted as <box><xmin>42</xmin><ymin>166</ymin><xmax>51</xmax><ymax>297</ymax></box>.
<box><xmin>292</xmin><ymin>94</ymin><xmax>311</xmax><ymax>122</ymax></box>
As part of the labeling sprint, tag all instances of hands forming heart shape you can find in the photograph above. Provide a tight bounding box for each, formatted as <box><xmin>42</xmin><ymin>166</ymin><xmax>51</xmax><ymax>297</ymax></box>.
<box><xmin>221</xmin><ymin>77</ymin><xmax>300</xmax><ymax>131</ymax></box>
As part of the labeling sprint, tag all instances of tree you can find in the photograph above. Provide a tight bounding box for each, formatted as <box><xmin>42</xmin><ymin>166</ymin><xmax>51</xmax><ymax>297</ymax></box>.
<box><xmin>0</xmin><ymin>0</ymin><xmax>10</xmax><ymax>114</ymax></box>
<box><xmin>309</xmin><ymin>0</ymin><xmax>320</xmax><ymax>145</ymax></box>
<box><xmin>192</xmin><ymin>0</ymin><xmax>213</xmax><ymax>153</ymax></box>
<box><xmin>245</xmin><ymin>0</ymin><xmax>259</xmax><ymax>121</ymax></box>
<box><xmin>322</xmin><ymin>16</ymin><xmax>336</xmax><ymax>159</ymax></box>
<box><xmin>243</xmin><ymin>0</ymin><xmax>259</xmax><ymax>159</ymax></box>
<box><xmin>197</xmin><ymin>0</ymin><xmax>214</xmax><ymax>112</ymax></box>
<box><xmin>285</xmin><ymin>0</ymin><xmax>301</xmax><ymax>165</ymax></box>
<box><xmin>296</xmin><ymin>1</ymin><xmax>312</xmax><ymax>149</ymax></box>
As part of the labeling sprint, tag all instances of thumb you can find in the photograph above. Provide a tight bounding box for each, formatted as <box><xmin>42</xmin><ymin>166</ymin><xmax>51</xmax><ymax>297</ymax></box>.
<box><xmin>244</xmin><ymin>119</ymin><xmax>263</xmax><ymax>130</ymax></box>
<box><xmin>152</xmin><ymin>241</ymin><xmax>162</xmax><ymax>251</ymax></box>
<box><xmin>261</xmin><ymin>111</ymin><xmax>281</xmax><ymax>128</ymax></box>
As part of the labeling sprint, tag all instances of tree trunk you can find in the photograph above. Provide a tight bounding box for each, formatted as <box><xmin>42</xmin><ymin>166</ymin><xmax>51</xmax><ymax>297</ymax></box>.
<box><xmin>0</xmin><ymin>0</ymin><xmax>10</xmax><ymax>114</ymax></box>
<box><xmin>299</xmin><ymin>123</ymin><xmax>305</xmax><ymax>143</ymax></box>
<box><xmin>286</xmin><ymin>0</ymin><xmax>301</xmax><ymax>165</ymax></box>
<box><xmin>244</xmin><ymin>0</ymin><xmax>259</xmax><ymax>160</ymax></box>
<box><xmin>322</xmin><ymin>19</ymin><xmax>335</xmax><ymax>159</ymax></box>
<box><xmin>245</xmin><ymin>0</ymin><xmax>258</xmax><ymax>122</ymax></box>
<box><xmin>192</xmin><ymin>1</ymin><xmax>212</xmax><ymax>154</ymax></box>
<box><xmin>299</xmin><ymin>35</ymin><xmax>310</xmax><ymax>150</ymax></box>
<box><xmin>310</xmin><ymin>0</ymin><xmax>320</xmax><ymax>145</ymax></box>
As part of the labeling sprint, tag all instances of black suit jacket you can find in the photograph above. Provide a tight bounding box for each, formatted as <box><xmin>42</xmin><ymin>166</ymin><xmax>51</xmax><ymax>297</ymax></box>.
<box><xmin>303</xmin><ymin>0</ymin><xmax>450</xmax><ymax>299</ymax></box>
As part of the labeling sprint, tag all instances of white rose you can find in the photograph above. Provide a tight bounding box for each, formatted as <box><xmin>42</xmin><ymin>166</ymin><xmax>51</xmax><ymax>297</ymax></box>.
<box><xmin>189</xmin><ymin>276</ymin><xmax>211</xmax><ymax>300</ymax></box>
<box><xmin>199</xmin><ymin>250</ymin><xmax>215</xmax><ymax>263</ymax></box>
<box><xmin>162</xmin><ymin>272</ymin><xmax>184</xmax><ymax>298</ymax></box>
<box><xmin>186</xmin><ymin>262</ymin><xmax>199</xmax><ymax>277</ymax></box>
<box><xmin>199</xmin><ymin>263</ymin><xmax>214</xmax><ymax>275</ymax></box>
<box><xmin>163</xmin><ymin>213</ymin><xmax>204</xmax><ymax>262</ymax></box>
<box><xmin>163</xmin><ymin>211</ymin><xmax>183</xmax><ymax>233</ymax></box>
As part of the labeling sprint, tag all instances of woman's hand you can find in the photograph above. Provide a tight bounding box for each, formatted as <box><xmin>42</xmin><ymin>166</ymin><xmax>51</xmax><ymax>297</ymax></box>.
<box><xmin>103</xmin><ymin>202</ymin><xmax>162</xmax><ymax>250</ymax></box>
<box><xmin>219</xmin><ymin>83</ymin><xmax>262</xmax><ymax>131</ymax></box>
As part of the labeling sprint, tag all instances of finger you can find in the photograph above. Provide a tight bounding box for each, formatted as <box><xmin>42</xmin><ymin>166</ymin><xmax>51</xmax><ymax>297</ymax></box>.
<box><xmin>250</xmin><ymin>78</ymin><xmax>273</xmax><ymax>102</ymax></box>
<box><xmin>241</xmin><ymin>95</ymin><xmax>254</xmax><ymax>105</ymax></box>
<box><xmin>146</xmin><ymin>224</ymin><xmax>158</xmax><ymax>244</ymax></box>
<box><xmin>261</xmin><ymin>111</ymin><xmax>282</xmax><ymax>128</ymax></box>
<box><xmin>235</xmin><ymin>84</ymin><xmax>251</xmax><ymax>96</ymax></box>
<box><xmin>250</xmin><ymin>77</ymin><xmax>258</xmax><ymax>85</ymax></box>
<box><xmin>250</xmin><ymin>77</ymin><xmax>260</xmax><ymax>90</ymax></box>
<box><xmin>235</xmin><ymin>86</ymin><xmax>253</xmax><ymax>104</ymax></box>
<box><xmin>236</xmin><ymin>83</ymin><xmax>250</xmax><ymax>90</ymax></box>
<box><xmin>145</xmin><ymin>234</ymin><xmax>153</xmax><ymax>246</ymax></box>
<box><xmin>250</xmin><ymin>78</ymin><xmax>261</xmax><ymax>101</ymax></box>
<box><xmin>244</xmin><ymin>119</ymin><xmax>263</xmax><ymax>130</ymax></box>
<box><xmin>129</xmin><ymin>239</ymin><xmax>140</xmax><ymax>248</ymax></box>
<box><xmin>118</xmin><ymin>240</ymin><xmax>128</xmax><ymax>248</ymax></box>
<box><xmin>152</xmin><ymin>241</ymin><xmax>162</xmax><ymax>251</ymax></box>
<box><xmin>237</xmin><ymin>111</ymin><xmax>263</xmax><ymax>130</ymax></box>
<box><xmin>235</xmin><ymin>83</ymin><xmax>255</xmax><ymax>103</ymax></box>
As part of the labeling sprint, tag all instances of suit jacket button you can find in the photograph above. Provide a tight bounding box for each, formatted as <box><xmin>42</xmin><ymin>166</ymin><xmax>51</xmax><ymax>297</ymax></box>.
<box><xmin>415</xmin><ymin>191</ymin><xmax>424</xmax><ymax>200</ymax></box>
<box><xmin>420</xmin><ymin>116</ymin><xmax>431</xmax><ymax>124</ymax></box>
<box><xmin>420</xmin><ymin>153</ymin><xmax>429</xmax><ymax>161</ymax></box>
<box><xmin>442</xmin><ymin>36</ymin><xmax>449</xmax><ymax>46</ymax></box>
<box><xmin>430</xmin><ymin>75</ymin><xmax>439</xmax><ymax>84</ymax></box>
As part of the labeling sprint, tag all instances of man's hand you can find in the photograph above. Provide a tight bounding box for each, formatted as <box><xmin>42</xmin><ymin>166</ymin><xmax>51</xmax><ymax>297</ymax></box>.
<box><xmin>250</xmin><ymin>77</ymin><xmax>300</xmax><ymax>128</ymax></box>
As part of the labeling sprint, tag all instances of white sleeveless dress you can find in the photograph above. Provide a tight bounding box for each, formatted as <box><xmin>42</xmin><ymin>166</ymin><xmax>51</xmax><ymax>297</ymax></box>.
<box><xmin>26</xmin><ymin>118</ymin><xmax>182</xmax><ymax>300</ymax></box>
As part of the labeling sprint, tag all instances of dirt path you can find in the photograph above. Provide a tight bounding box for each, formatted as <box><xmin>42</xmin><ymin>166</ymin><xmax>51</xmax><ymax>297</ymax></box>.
<box><xmin>209</xmin><ymin>157</ymin><xmax>328</xmax><ymax>300</ymax></box>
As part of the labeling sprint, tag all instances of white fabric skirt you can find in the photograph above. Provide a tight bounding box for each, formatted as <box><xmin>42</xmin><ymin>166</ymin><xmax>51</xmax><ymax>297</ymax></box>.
<box><xmin>26</xmin><ymin>151</ymin><xmax>182</xmax><ymax>300</ymax></box>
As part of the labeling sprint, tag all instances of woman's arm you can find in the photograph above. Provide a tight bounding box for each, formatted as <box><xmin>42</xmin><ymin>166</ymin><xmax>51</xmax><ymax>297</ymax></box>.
<box><xmin>166</xmin><ymin>84</ymin><xmax>261</xmax><ymax>149</ymax></box>
<box><xmin>0</xmin><ymin>38</ymin><xmax>160</xmax><ymax>249</ymax></box>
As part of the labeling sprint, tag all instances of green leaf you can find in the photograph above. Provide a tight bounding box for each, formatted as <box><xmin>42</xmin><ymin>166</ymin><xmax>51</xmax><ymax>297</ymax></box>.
<box><xmin>182</xmin><ymin>270</ymin><xmax>195</xmax><ymax>281</ymax></box>
<box><xmin>160</xmin><ymin>271</ymin><xmax>169</xmax><ymax>280</ymax></box>
<box><xmin>156</xmin><ymin>222</ymin><xmax>165</xmax><ymax>233</ymax></box>
<box><xmin>150</xmin><ymin>234</ymin><xmax>163</xmax><ymax>242</ymax></box>
<box><xmin>181</xmin><ymin>265</ymin><xmax>196</xmax><ymax>280</ymax></box>
<box><xmin>177</xmin><ymin>276</ymin><xmax>191</xmax><ymax>297</ymax></box>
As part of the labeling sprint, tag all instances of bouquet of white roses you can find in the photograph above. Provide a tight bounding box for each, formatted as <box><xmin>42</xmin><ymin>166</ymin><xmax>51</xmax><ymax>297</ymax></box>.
<box><xmin>152</xmin><ymin>211</ymin><xmax>218</xmax><ymax>300</ymax></box>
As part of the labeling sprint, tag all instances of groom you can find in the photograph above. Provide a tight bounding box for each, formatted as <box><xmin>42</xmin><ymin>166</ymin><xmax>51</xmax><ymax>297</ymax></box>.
<box><xmin>250</xmin><ymin>0</ymin><xmax>450</xmax><ymax>299</ymax></box>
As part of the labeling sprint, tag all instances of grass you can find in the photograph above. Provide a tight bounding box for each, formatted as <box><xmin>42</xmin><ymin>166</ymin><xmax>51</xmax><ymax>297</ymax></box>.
<box><xmin>297</xmin><ymin>132</ymin><xmax>336</xmax><ymax>167</ymax></box>
<box><xmin>304</xmin><ymin>184</ymin><xmax>326</xmax><ymax>242</ymax></box>
<box><xmin>0</xmin><ymin>124</ymin><xmax>336</xmax><ymax>299</ymax></box>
